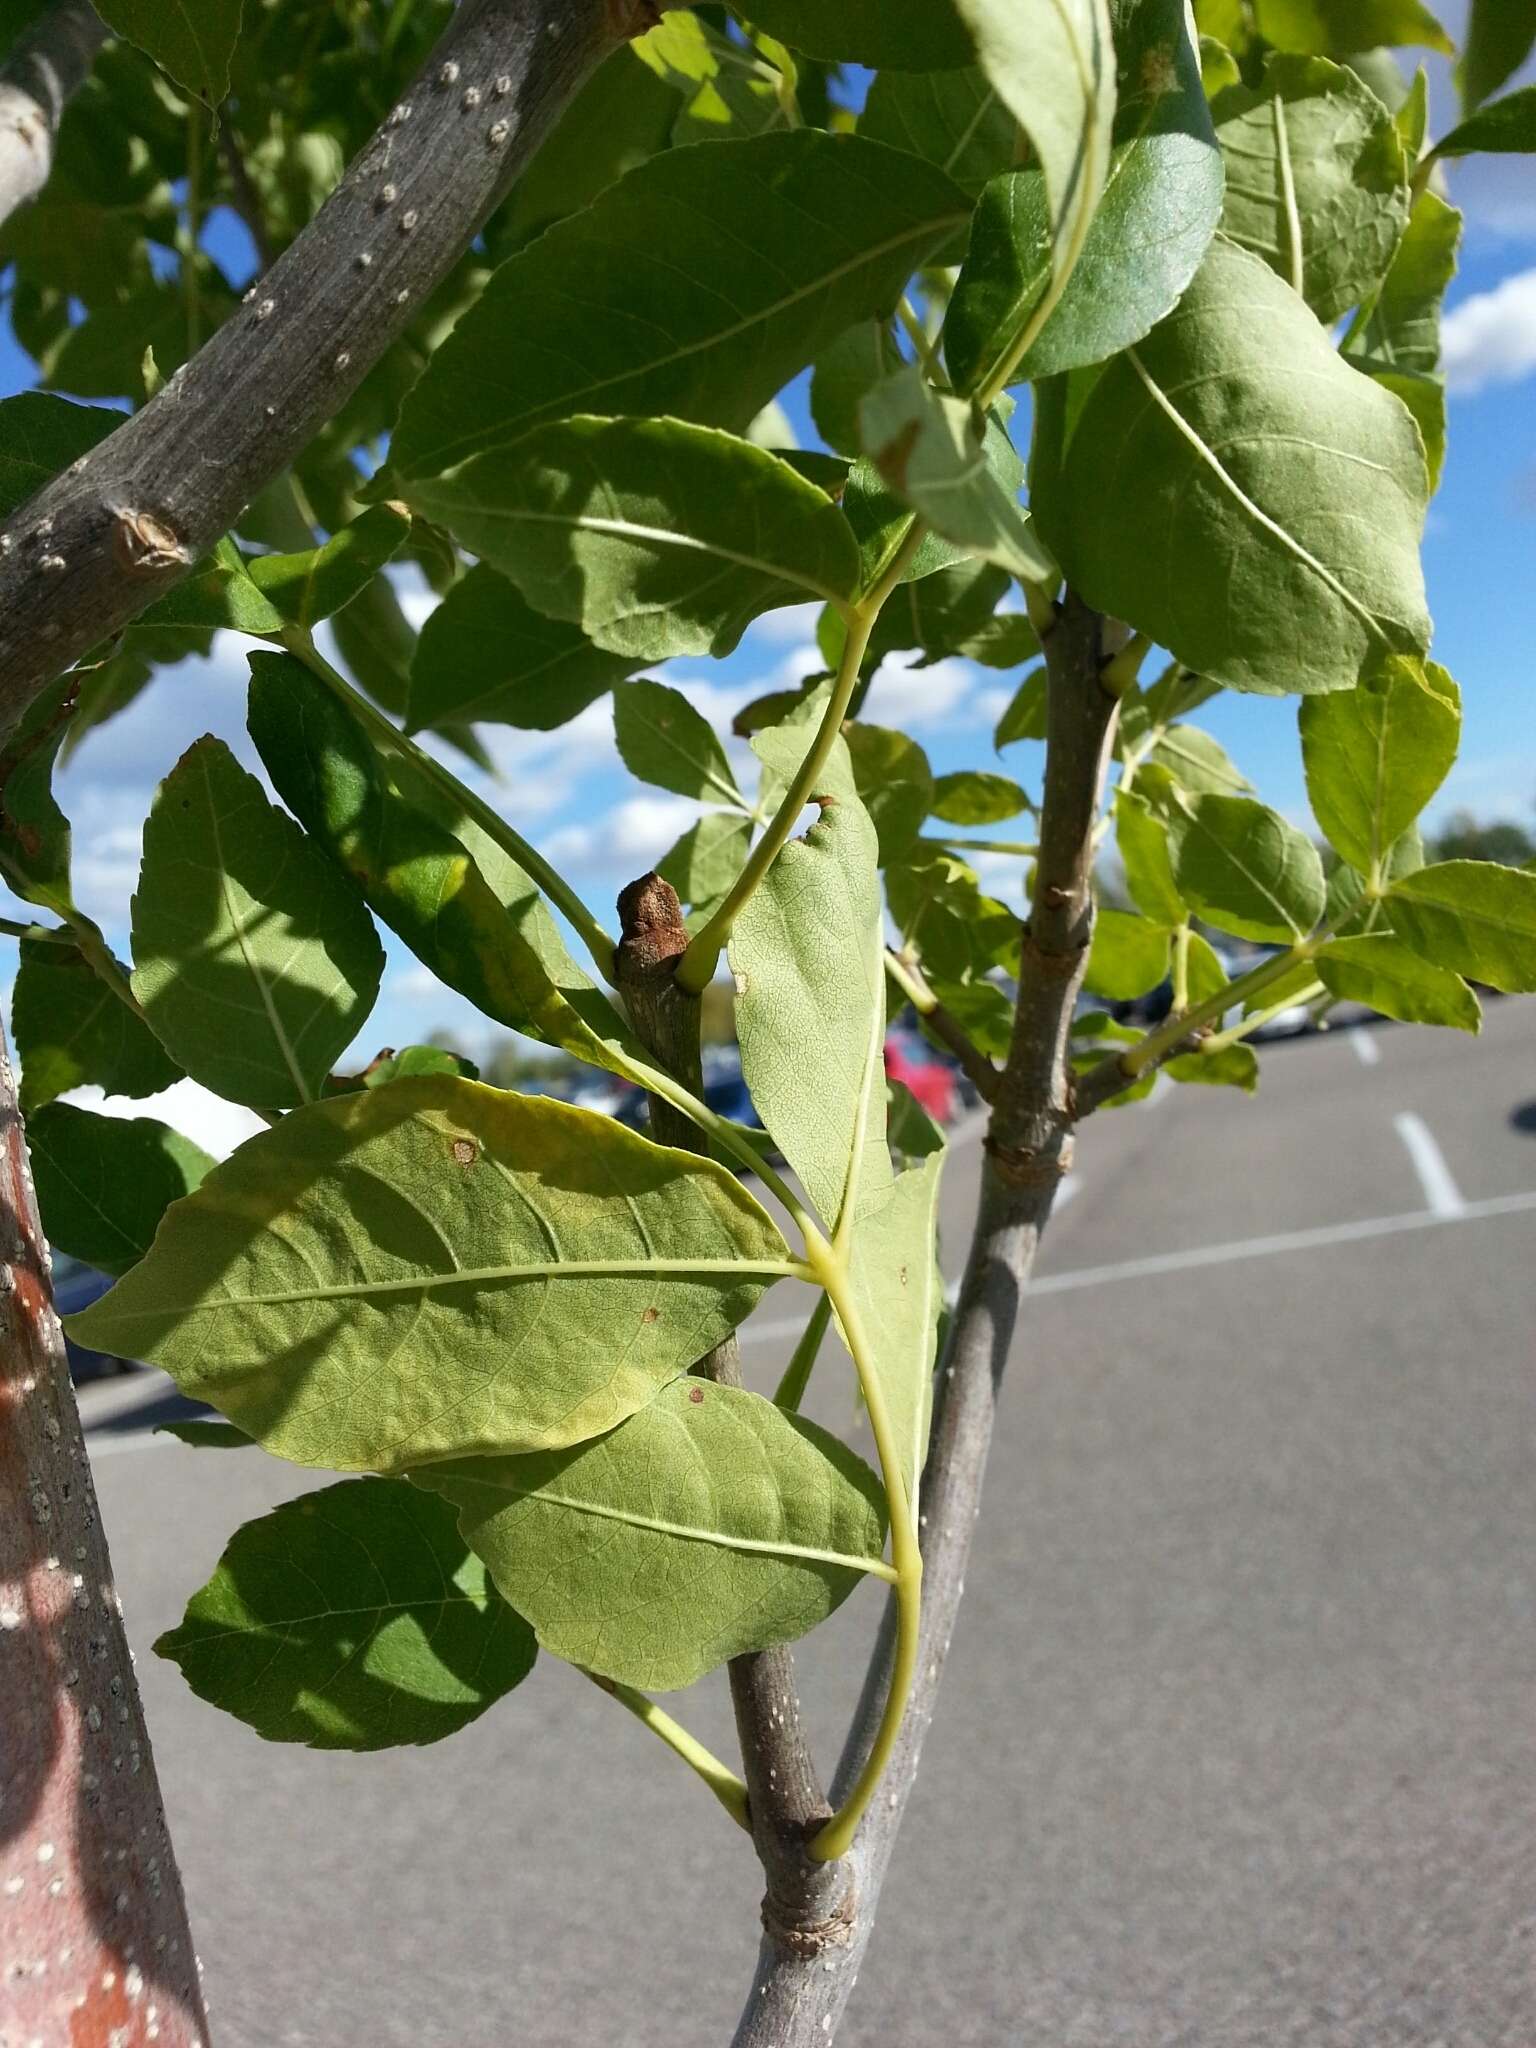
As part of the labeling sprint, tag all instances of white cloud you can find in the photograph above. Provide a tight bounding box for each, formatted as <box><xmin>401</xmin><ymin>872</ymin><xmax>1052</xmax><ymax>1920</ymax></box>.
<box><xmin>742</xmin><ymin>602</ymin><xmax>824</xmax><ymax>649</ymax></box>
<box><xmin>1442</xmin><ymin>268</ymin><xmax>1536</xmax><ymax>393</ymax></box>
<box><xmin>543</xmin><ymin>794</ymin><xmax>702</xmax><ymax>872</ymax></box>
<box><xmin>862</xmin><ymin>656</ymin><xmax>979</xmax><ymax>731</ymax></box>
<box><xmin>63</xmin><ymin>1081</ymin><xmax>268</xmax><ymax>1162</ymax></box>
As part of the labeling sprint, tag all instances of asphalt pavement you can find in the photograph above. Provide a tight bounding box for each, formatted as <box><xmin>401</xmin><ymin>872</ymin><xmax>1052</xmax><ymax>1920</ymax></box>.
<box><xmin>77</xmin><ymin>1002</ymin><xmax>1536</xmax><ymax>2046</ymax></box>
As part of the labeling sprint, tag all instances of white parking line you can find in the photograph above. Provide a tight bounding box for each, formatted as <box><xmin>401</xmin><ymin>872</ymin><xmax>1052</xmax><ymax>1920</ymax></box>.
<box><xmin>1393</xmin><ymin>1112</ymin><xmax>1467</xmax><ymax>1218</ymax></box>
<box><xmin>1024</xmin><ymin>1189</ymin><xmax>1536</xmax><ymax>1298</ymax></box>
<box><xmin>1349</xmin><ymin>1029</ymin><xmax>1381</xmax><ymax>1066</ymax></box>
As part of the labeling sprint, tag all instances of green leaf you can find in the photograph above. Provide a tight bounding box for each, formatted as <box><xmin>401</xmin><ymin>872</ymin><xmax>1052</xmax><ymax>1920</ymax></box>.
<box><xmin>130</xmin><ymin>739</ymin><xmax>384</xmax><ymax>1112</ymax></box>
<box><xmin>841</xmin><ymin>1153</ymin><xmax>945</xmax><ymax>1503</ymax></box>
<box><xmin>930</xmin><ymin>771</ymin><xmax>1031</xmax><ymax>825</ymax></box>
<box><xmin>732</xmin><ymin>0</ymin><xmax>973</xmax><ymax>67</ymax></box>
<box><xmin>657</xmin><ymin>814</ymin><xmax>751</xmax><ymax>908</ymax></box>
<box><xmin>1186</xmin><ymin>929</ymin><xmax>1232</xmax><ymax>1001</ymax></box>
<box><xmin>1252</xmin><ymin>0</ymin><xmax>1452</xmax><ymax>55</ymax></box>
<box><xmin>1084</xmin><ymin>908</ymin><xmax>1172</xmax><ymax>999</ymax></box>
<box><xmin>946</xmin><ymin>0</ymin><xmax>1223</xmax><ymax>392</ymax></box>
<box><xmin>1115</xmin><ymin>789</ymin><xmax>1186</xmax><ymax>925</ymax></box>
<box><xmin>405</xmin><ymin>418</ymin><xmax>859</xmax><ymax>664</ymax></box>
<box><xmin>1146</xmin><ymin>725</ymin><xmax>1252</xmax><ymax>797</ymax></box>
<box><xmin>13</xmin><ymin>936</ymin><xmax>181</xmax><ymax>1114</ymax></box>
<box><xmin>994</xmin><ymin>668</ymin><xmax>1048</xmax><ymax>748</ymax></box>
<box><xmin>0</xmin><ymin>679</ymin><xmax>77</xmax><ymax>917</ymax></box>
<box><xmin>245</xmin><ymin>504</ymin><xmax>412</xmax><ymax>630</ymax></box>
<box><xmin>956</xmin><ymin>609</ymin><xmax>1041</xmax><ymax>670</ymax></box>
<box><xmin>94</xmin><ymin>0</ymin><xmax>244</xmax><ymax>100</ymax></box>
<box><xmin>407</xmin><ymin>565</ymin><xmax>638</xmax><ymax>734</ymax></box>
<box><xmin>809</xmin><ymin>320</ymin><xmax>907</xmax><ymax>459</ymax></box>
<box><xmin>1358</xmin><ymin>362</ymin><xmax>1445</xmax><ymax>493</ymax></box>
<box><xmin>69</xmin><ymin>1077</ymin><xmax>796</xmax><ymax>1474</ymax></box>
<box><xmin>390</xmin><ymin>132</ymin><xmax>970</xmax><ymax>481</ymax></box>
<box><xmin>860</xmin><ymin>366</ymin><xmax>1053</xmax><ymax>582</ymax></box>
<box><xmin>1383</xmin><ymin>861</ymin><xmax>1536</xmax><ymax>994</ymax></box>
<box><xmin>1429</xmin><ymin>85</ymin><xmax>1536</xmax><ymax>159</ymax></box>
<box><xmin>359</xmin><ymin>1046</ymin><xmax>481</xmax><ymax>1090</ymax></box>
<box><xmin>418</xmin><ymin>1378</ymin><xmax>887</xmax><ymax>1692</ymax></box>
<box><xmin>1212</xmin><ymin>54</ymin><xmax>1410</xmax><ymax>321</ymax></box>
<box><xmin>0</xmin><ymin>393</ymin><xmax>120</xmax><ymax>518</ymax></box>
<box><xmin>27</xmin><ymin>1104</ymin><xmax>213</xmax><ymax>1277</ymax></box>
<box><xmin>1458</xmin><ymin>2</ymin><xmax>1536</xmax><ymax>111</ymax></box>
<box><xmin>613</xmin><ymin>680</ymin><xmax>739</xmax><ymax>806</ymax></box>
<box><xmin>502</xmin><ymin>46</ymin><xmax>680</xmax><ymax>246</ymax></box>
<box><xmin>1298</xmin><ymin>655</ymin><xmax>1459</xmax><ymax>876</ymax></box>
<box><xmin>638</xmin><ymin>13</ymin><xmax>790</xmax><ymax>145</ymax></box>
<box><xmin>133</xmin><ymin>544</ymin><xmax>287</xmax><ymax>640</ymax></box>
<box><xmin>861</xmin><ymin>65</ymin><xmax>1019</xmax><ymax>207</ymax></box>
<box><xmin>855</xmin><ymin>560</ymin><xmax>1015</xmax><ymax>671</ymax></box>
<box><xmin>1032</xmin><ymin>236</ymin><xmax>1431</xmax><ymax>696</ymax></box>
<box><xmin>247</xmin><ymin>656</ymin><xmax>652</xmax><ymax>1085</ymax></box>
<box><xmin>1315</xmin><ymin>932</ymin><xmax>1480</xmax><ymax>1029</ymax></box>
<box><xmin>732</xmin><ymin>731</ymin><xmax>888</xmax><ymax>1232</ymax></box>
<box><xmin>1201</xmin><ymin>34</ymin><xmax>1243</xmax><ymax>93</ymax></box>
<box><xmin>844</xmin><ymin>724</ymin><xmax>935</xmax><ymax>862</ymax></box>
<box><xmin>1168</xmin><ymin>792</ymin><xmax>1327</xmax><ymax>942</ymax></box>
<box><xmin>1165</xmin><ymin>1043</ymin><xmax>1259</xmax><ymax>1089</ymax></box>
<box><xmin>159</xmin><ymin>1420</ymin><xmax>254</xmax><ymax>1450</ymax></box>
<box><xmin>951</xmin><ymin>0</ymin><xmax>1116</xmax><ymax>282</ymax></box>
<box><xmin>885</xmin><ymin>848</ymin><xmax>1019</xmax><ymax>981</ymax></box>
<box><xmin>1346</xmin><ymin>190</ymin><xmax>1462</xmax><ymax>375</ymax></box>
<box><xmin>155</xmin><ymin>1478</ymin><xmax>536</xmax><ymax>1749</ymax></box>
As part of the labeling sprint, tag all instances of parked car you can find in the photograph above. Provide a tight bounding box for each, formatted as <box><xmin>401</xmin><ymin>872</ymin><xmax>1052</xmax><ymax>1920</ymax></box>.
<box><xmin>884</xmin><ymin>1030</ymin><xmax>957</xmax><ymax>1125</ymax></box>
<box><xmin>51</xmin><ymin>1256</ymin><xmax>137</xmax><ymax>1383</ymax></box>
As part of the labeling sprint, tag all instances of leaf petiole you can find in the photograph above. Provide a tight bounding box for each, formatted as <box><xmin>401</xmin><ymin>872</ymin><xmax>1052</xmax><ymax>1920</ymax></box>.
<box><xmin>773</xmin><ymin>1292</ymin><xmax>833</xmax><ymax>1413</ymax></box>
<box><xmin>585</xmin><ymin>1671</ymin><xmax>752</xmax><ymax>1832</ymax></box>
<box><xmin>803</xmin><ymin>1234</ymin><xmax>923</xmax><ymax>1865</ymax></box>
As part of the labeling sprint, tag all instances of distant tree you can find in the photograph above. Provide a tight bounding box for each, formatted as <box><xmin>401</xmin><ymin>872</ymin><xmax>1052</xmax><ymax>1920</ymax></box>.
<box><xmin>1429</xmin><ymin>811</ymin><xmax>1536</xmax><ymax>867</ymax></box>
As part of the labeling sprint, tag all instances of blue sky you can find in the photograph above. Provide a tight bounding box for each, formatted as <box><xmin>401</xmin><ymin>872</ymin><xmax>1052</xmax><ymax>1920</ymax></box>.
<box><xmin>2</xmin><ymin>10</ymin><xmax>1533</xmax><ymax>1151</ymax></box>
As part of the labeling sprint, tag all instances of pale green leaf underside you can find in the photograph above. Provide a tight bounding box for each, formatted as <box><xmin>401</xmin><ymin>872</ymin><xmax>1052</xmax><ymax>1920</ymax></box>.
<box><xmin>1213</xmin><ymin>53</ymin><xmax>1409</xmax><ymax>322</ymax></box>
<box><xmin>155</xmin><ymin>1477</ymin><xmax>536</xmax><ymax>1750</ymax></box>
<box><xmin>1298</xmin><ymin>656</ymin><xmax>1460</xmax><ymax>876</ymax></box>
<box><xmin>1170</xmin><ymin>792</ymin><xmax>1326</xmax><ymax>943</ymax></box>
<box><xmin>406</xmin><ymin>417</ymin><xmax>860</xmax><ymax>663</ymax></box>
<box><xmin>1384</xmin><ymin>861</ymin><xmax>1536</xmax><ymax>995</ymax></box>
<box><xmin>69</xmin><ymin>1078</ymin><xmax>794</xmax><ymax>1474</ymax></box>
<box><xmin>130</xmin><ymin>738</ymin><xmax>384</xmax><ymax>1111</ymax></box>
<box><xmin>1315</xmin><ymin>933</ymin><xmax>1479</xmax><ymax>1031</ymax></box>
<box><xmin>952</xmin><ymin>0</ymin><xmax>1116</xmax><ymax>274</ymax></box>
<box><xmin>27</xmin><ymin>1103</ymin><xmax>214</xmax><ymax>1278</ymax></box>
<box><xmin>1036</xmin><ymin>236</ymin><xmax>1431</xmax><ymax>696</ymax></box>
<box><xmin>417</xmin><ymin>1379</ymin><xmax>889</xmax><ymax>1692</ymax></box>
<box><xmin>613</xmin><ymin>678</ymin><xmax>740</xmax><ymax>805</ymax></box>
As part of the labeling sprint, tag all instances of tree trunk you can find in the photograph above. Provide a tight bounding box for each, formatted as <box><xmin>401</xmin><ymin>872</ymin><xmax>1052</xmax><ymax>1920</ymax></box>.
<box><xmin>0</xmin><ymin>0</ymin><xmax>105</xmax><ymax>233</ymax></box>
<box><xmin>0</xmin><ymin>1020</ymin><xmax>210</xmax><ymax>2045</ymax></box>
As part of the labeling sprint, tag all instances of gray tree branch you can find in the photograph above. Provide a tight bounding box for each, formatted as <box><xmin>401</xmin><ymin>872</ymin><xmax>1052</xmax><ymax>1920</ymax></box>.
<box><xmin>0</xmin><ymin>0</ymin><xmax>641</xmax><ymax>744</ymax></box>
<box><xmin>0</xmin><ymin>1018</ymin><xmax>210</xmax><ymax>2045</ymax></box>
<box><xmin>0</xmin><ymin>0</ymin><xmax>105</xmax><ymax>233</ymax></box>
<box><xmin>730</xmin><ymin>597</ymin><xmax>1125</xmax><ymax>2047</ymax></box>
<box><xmin>614</xmin><ymin>876</ymin><xmax>854</xmax><ymax>1949</ymax></box>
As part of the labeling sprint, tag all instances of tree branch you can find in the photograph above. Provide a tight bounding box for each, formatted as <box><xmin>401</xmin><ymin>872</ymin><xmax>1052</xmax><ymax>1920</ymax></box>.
<box><xmin>0</xmin><ymin>1018</ymin><xmax>210</xmax><ymax>2045</ymax></box>
<box><xmin>614</xmin><ymin>875</ymin><xmax>854</xmax><ymax>1951</ymax></box>
<box><xmin>729</xmin><ymin>595</ymin><xmax>1125</xmax><ymax>2046</ymax></box>
<box><xmin>0</xmin><ymin>0</ymin><xmax>635</xmax><ymax>744</ymax></box>
<box><xmin>0</xmin><ymin>0</ymin><xmax>105</xmax><ymax>234</ymax></box>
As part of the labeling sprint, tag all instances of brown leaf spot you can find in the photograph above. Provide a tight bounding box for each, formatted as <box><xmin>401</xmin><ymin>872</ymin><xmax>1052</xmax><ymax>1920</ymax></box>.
<box><xmin>873</xmin><ymin>420</ymin><xmax>921</xmax><ymax>495</ymax></box>
<box><xmin>451</xmin><ymin>1139</ymin><xmax>477</xmax><ymax>1167</ymax></box>
<box><xmin>641</xmin><ymin>1307</ymin><xmax>660</xmax><ymax>1324</ymax></box>
<box><xmin>688</xmin><ymin>1386</ymin><xmax>706</xmax><ymax>1404</ymax></box>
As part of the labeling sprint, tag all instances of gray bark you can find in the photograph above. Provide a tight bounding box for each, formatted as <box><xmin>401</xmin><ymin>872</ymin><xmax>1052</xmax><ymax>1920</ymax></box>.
<box><xmin>0</xmin><ymin>0</ymin><xmax>105</xmax><ymax>232</ymax></box>
<box><xmin>730</xmin><ymin>598</ymin><xmax>1125</xmax><ymax>2047</ymax></box>
<box><xmin>0</xmin><ymin>1018</ymin><xmax>211</xmax><ymax>2045</ymax></box>
<box><xmin>0</xmin><ymin>0</ymin><xmax>632</xmax><ymax>744</ymax></box>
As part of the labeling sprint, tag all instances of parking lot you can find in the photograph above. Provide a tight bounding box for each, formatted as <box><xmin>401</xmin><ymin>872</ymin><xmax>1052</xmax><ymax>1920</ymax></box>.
<box><xmin>81</xmin><ymin>1001</ymin><xmax>1536</xmax><ymax>2047</ymax></box>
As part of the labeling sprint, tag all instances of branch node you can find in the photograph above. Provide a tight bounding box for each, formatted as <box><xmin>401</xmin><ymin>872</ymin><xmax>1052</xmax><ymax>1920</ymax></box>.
<box><xmin>983</xmin><ymin>1133</ymin><xmax>1074</xmax><ymax>1189</ymax></box>
<box><xmin>1019</xmin><ymin>922</ymin><xmax>1086</xmax><ymax>979</ymax></box>
<box><xmin>761</xmin><ymin>1871</ymin><xmax>857</xmax><ymax>1959</ymax></box>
